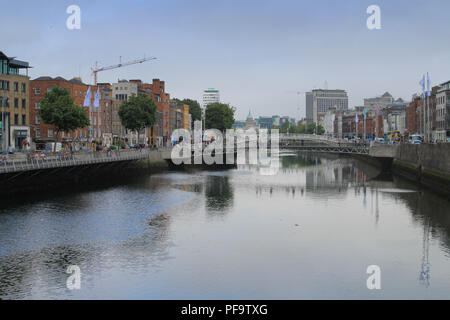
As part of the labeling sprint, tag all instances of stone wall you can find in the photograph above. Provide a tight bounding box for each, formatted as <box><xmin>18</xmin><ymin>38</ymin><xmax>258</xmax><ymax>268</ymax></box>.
<box><xmin>392</xmin><ymin>144</ymin><xmax>450</xmax><ymax>195</ymax></box>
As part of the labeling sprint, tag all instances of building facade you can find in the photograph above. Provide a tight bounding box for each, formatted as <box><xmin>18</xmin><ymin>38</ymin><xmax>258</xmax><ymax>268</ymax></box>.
<box><xmin>0</xmin><ymin>51</ymin><xmax>31</xmax><ymax>151</ymax></box>
<box><xmin>130</xmin><ymin>79</ymin><xmax>171</xmax><ymax>146</ymax></box>
<box><xmin>363</xmin><ymin>92</ymin><xmax>395</xmax><ymax>111</ymax></box>
<box><xmin>435</xmin><ymin>80</ymin><xmax>450</xmax><ymax>142</ymax></box>
<box><xmin>29</xmin><ymin>77</ymin><xmax>110</xmax><ymax>150</ymax></box>
<box><xmin>306</xmin><ymin>89</ymin><xmax>348</xmax><ymax>124</ymax></box>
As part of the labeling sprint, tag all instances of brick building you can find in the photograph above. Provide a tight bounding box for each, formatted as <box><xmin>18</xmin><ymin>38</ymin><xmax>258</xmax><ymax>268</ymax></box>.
<box><xmin>407</xmin><ymin>96</ymin><xmax>424</xmax><ymax>136</ymax></box>
<box><xmin>29</xmin><ymin>77</ymin><xmax>108</xmax><ymax>149</ymax></box>
<box><xmin>130</xmin><ymin>79</ymin><xmax>171</xmax><ymax>146</ymax></box>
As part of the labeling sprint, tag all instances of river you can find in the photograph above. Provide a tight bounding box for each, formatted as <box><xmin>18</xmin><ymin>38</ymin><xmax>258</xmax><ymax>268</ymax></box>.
<box><xmin>0</xmin><ymin>153</ymin><xmax>449</xmax><ymax>299</ymax></box>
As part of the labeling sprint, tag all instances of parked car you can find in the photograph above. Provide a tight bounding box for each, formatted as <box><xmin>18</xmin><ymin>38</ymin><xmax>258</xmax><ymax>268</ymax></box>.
<box><xmin>375</xmin><ymin>138</ymin><xmax>385</xmax><ymax>144</ymax></box>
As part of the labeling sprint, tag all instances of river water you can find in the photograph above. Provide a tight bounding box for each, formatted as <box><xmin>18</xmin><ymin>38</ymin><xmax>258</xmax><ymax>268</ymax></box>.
<box><xmin>0</xmin><ymin>153</ymin><xmax>449</xmax><ymax>299</ymax></box>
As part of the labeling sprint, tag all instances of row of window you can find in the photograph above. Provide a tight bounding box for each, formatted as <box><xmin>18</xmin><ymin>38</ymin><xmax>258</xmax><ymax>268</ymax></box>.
<box><xmin>0</xmin><ymin>97</ymin><xmax>26</xmax><ymax>108</ymax></box>
<box><xmin>11</xmin><ymin>114</ymin><xmax>27</xmax><ymax>126</ymax></box>
<box><xmin>0</xmin><ymin>80</ymin><xmax>26</xmax><ymax>92</ymax></box>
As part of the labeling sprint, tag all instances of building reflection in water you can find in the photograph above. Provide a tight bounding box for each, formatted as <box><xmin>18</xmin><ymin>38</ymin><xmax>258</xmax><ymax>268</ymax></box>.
<box><xmin>204</xmin><ymin>174</ymin><xmax>234</xmax><ymax>215</ymax></box>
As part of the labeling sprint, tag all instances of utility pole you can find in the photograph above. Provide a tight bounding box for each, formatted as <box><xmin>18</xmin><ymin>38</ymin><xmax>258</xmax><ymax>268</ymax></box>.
<box><xmin>1</xmin><ymin>93</ymin><xmax>8</xmax><ymax>152</ymax></box>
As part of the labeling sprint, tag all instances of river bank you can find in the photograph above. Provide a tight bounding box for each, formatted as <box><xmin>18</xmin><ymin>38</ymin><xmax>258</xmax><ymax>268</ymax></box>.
<box><xmin>390</xmin><ymin>144</ymin><xmax>450</xmax><ymax>196</ymax></box>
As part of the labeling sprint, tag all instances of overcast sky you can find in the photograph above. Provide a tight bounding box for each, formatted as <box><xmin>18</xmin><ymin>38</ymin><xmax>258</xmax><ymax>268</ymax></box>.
<box><xmin>3</xmin><ymin>0</ymin><xmax>450</xmax><ymax>120</ymax></box>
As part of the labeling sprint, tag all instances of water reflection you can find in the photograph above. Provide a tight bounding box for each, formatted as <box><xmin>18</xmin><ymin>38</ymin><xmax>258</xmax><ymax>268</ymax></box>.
<box><xmin>205</xmin><ymin>175</ymin><xmax>234</xmax><ymax>215</ymax></box>
<box><xmin>0</xmin><ymin>153</ymin><xmax>449</xmax><ymax>299</ymax></box>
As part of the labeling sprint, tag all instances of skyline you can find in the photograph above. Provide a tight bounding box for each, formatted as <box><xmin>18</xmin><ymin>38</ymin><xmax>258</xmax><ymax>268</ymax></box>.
<box><xmin>3</xmin><ymin>0</ymin><xmax>450</xmax><ymax>119</ymax></box>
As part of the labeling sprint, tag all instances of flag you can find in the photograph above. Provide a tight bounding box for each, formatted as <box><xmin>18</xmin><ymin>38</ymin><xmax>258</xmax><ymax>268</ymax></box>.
<box><xmin>419</xmin><ymin>75</ymin><xmax>425</xmax><ymax>98</ymax></box>
<box><xmin>426</xmin><ymin>73</ymin><xmax>431</xmax><ymax>97</ymax></box>
<box><xmin>376</xmin><ymin>103</ymin><xmax>380</xmax><ymax>116</ymax></box>
<box><xmin>355</xmin><ymin>114</ymin><xmax>359</xmax><ymax>123</ymax></box>
<box><xmin>363</xmin><ymin>109</ymin><xmax>368</xmax><ymax>120</ymax></box>
<box><xmin>94</xmin><ymin>88</ymin><xmax>100</xmax><ymax>108</ymax></box>
<box><xmin>83</xmin><ymin>87</ymin><xmax>91</xmax><ymax>107</ymax></box>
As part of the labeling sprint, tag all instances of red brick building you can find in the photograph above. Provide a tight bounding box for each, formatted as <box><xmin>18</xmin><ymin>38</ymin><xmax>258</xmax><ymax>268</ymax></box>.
<box><xmin>130</xmin><ymin>79</ymin><xmax>171</xmax><ymax>146</ymax></box>
<box><xmin>407</xmin><ymin>96</ymin><xmax>424</xmax><ymax>135</ymax></box>
<box><xmin>29</xmin><ymin>77</ymin><xmax>108</xmax><ymax>149</ymax></box>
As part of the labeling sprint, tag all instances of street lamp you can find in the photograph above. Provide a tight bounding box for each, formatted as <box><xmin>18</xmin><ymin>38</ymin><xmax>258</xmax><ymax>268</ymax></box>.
<box><xmin>1</xmin><ymin>93</ymin><xmax>8</xmax><ymax>153</ymax></box>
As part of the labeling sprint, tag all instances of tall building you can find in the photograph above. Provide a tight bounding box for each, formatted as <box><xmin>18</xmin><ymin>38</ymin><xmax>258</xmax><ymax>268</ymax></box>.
<box><xmin>435</xmin><ymin>80</ymin><xmax>450</xmax><ymax>142</ymax></box>
<box><xmin>0</xmin><ymin>51</ymin><xmax>31</xmax><ymax>151</ymax></box>
<box><xmin>305</xmin><ymin>92</ymin><xmax>313</xmax><ymax>124</ymax></box>
<box><xmin>202</xmin><ymin>88</ymin><xmax>220</xmax><ymax>109</ymax></box>
<box><xmin>306</xmin><ymin>89</ymin><xmax>348</xmax><ymax>124</ymax></box>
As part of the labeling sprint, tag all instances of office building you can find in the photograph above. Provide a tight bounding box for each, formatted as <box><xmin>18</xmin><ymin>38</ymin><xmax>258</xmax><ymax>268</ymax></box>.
<box><xmin>306</xmin><ymin>89</ymin><xmax>348</xmax><ymax>124</ymax></box>
<box><xmin>0</xmin><ymin>51</ymin><xmax>31</xmax><ymax>151</ymax></box>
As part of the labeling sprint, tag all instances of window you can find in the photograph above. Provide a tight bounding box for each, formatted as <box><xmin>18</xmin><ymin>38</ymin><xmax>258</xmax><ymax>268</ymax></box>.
<box><xmin>5</xmin><ymin>81</ymin><xmax>9</xmax><ymax>91</ymax></box>
<box><xmin>35</xmin><ymin>102</ymin><xmax>40</xmax><ymax>109</ymax></box>
<box><xmin>35</xmin><ymin>115</ymin><xmax>41</xmax><ymax>124</ymax></box>
<box><xmin>35</xmin><ymin>128</ymin><xmax>40</xmax><ymax>137</ymax></box>
<box><xmin>22</xmin><ymin>115</ymin><xmax>26</xmax><ymax>125</ymax></box>
<box><xmin>75</xmin><ymin>90</ymin><xmax>77</xmax><ymax>97</ymax></box>
<box><xmin>22</xmin><ymin>99</ymin><xmax>26</xmax><ymax>109</ymax></box>
<box><xmin>48</xmin><ymin>129</ymin><xmax>53</xmax><ymax>137</ymax></box>
<box><xmin>34</xmin><ymin>88</ymin><xmax>40</xmax><ymax>95</ymax></box>
<box><xmin>14</xmin><ymin>98</ymin><xmax>18</xmax><ymax>108</ymax></box>
<box><xmin>14</xmin><ymin>114</ymin><xmax>18</xmax><ymax>125</ymax></box>
<box><xmin>14</xmin><ymin>82</ymin><xmax>18</xmax><ymax>92</ymax></box>
<box><xmin>21</xmin><ymin>83</ymin><xmax>26</xmax><ymax>93</ymax></box>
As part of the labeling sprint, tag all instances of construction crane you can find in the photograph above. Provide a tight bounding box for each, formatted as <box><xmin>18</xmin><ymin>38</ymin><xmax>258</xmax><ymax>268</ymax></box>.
<box><xmin>91</xmin><ymin>56</ymin><xmax>157</xmax><ymax>85</ymax></box>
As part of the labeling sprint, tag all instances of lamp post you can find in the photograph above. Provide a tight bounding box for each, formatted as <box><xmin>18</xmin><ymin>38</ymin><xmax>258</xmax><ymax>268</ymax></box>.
<box><xmin>1</xmin><ymin>93</ymin><xmax>8</xmax><ymax>152</ymax></box>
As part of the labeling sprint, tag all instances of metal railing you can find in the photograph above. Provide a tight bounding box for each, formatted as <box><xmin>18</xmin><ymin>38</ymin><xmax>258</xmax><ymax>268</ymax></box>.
<box><xmin>0</xmin><ymin>149</ymin><xmax>153</xmax><ymax>174</ymax></box>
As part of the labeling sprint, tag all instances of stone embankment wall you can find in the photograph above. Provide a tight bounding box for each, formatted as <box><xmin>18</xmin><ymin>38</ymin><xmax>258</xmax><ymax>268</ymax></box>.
<box><xmin>392</xmin><ymin>144</ymin><xmax>450</xmax><ymax>195</ymax></box>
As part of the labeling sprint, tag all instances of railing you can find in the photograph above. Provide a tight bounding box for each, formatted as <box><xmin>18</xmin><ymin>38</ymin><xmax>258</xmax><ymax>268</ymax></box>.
<box><xmin>0</xmin><ymin>149</ymin><xmax>153</xmax><ymax>174</ymax></box>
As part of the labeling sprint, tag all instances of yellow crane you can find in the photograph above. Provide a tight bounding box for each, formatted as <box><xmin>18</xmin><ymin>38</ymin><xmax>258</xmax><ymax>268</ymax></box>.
<box><xmin>91</xmin><ymin>55</ymin><xmax>157</xmax><ymax>85</ymax></box>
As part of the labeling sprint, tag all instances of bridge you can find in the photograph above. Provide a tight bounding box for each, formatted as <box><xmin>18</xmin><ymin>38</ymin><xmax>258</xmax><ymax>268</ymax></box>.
<box><xmin>0</xmin><ymin>149</ymin><xmax>173</xmax><ymax>175</ymax></box>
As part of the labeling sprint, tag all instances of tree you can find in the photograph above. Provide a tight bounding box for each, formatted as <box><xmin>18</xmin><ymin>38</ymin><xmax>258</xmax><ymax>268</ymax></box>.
<box><xmin>306</xmin><ymin>122</ymin><xmax>325</xmax><ymax>135</ymax></box>
<box><xmin>118</xmin><ymin>94</ymin><xmax>157</xmax><ymax>145</ymax></box>
<box><xmin>174</xmin><ymin>98</ymin><xmax>202</xmax><ymax>122</ymax></box>
<box><xmin>204</xmin><ymin>103</ymin><xmax>235</xmax><ymax>131</ymax></box>
<box><xmin>39</xmin><ymin>86</ymin><xmax>90</xmax><ymax>150</ymax></box>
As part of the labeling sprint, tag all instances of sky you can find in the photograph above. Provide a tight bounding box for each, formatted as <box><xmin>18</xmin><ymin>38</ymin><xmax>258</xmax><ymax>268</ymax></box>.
<box><xmin>2</xmin><ymin>0</ymin><xmax>450</xmax><ymax>120</ymax></box>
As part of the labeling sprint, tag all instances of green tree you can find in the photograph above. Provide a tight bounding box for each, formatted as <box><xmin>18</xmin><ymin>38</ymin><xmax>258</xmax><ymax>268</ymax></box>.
<box><xmin>306</xmin><ymin>122</ymin><xmax>325</xmax><ymax>135</ymax></box>
<box><xmin>174</xmin><ymin>98</ymin><xmax>202</xmax><ymax>122</ymax></box>
<box><xmin>118</xmin><ymin>94</ymin><xmax>157</xmax><ymax>144</ymax></box>
<box><xmin>39</xmin><ymin>86</ymin><xmax>90</xmax><ymax>150</ymax></box>
<box><xmin>205</xmin><ymin>103</ymin><xmax>235</xmax><ymax>131</ymax></box>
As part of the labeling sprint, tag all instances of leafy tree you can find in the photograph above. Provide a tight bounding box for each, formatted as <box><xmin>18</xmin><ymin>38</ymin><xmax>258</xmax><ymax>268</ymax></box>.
<box><xmin>39</xmin><ymin>86</ymin><xmax>90</xmax><ymax>150</ymax></box>
<box><xmin>118</xmin><ymin>94</ymin><xmax>157</xmax><ymax>144</ymax></box>
<box><xmin>205</xmin><ymin>103</ymin><xmax>235</xmax><ymax>131</ymax></box>
<box><xmin>306</xmin><ymin>122</ymin><xmax>325</xmax><ymax>135</ymax></box>
<box><xmin>174</xmin><ymin>98</ymin><xmax>202</xmax><ymax>122</ymax></box>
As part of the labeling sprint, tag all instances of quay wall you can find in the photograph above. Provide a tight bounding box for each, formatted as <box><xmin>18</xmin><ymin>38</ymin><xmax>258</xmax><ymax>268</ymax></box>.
<box><xmin>391</xmin><ymin>144</ymin><xmax>450</xmax><ymax>195</ymax></box>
